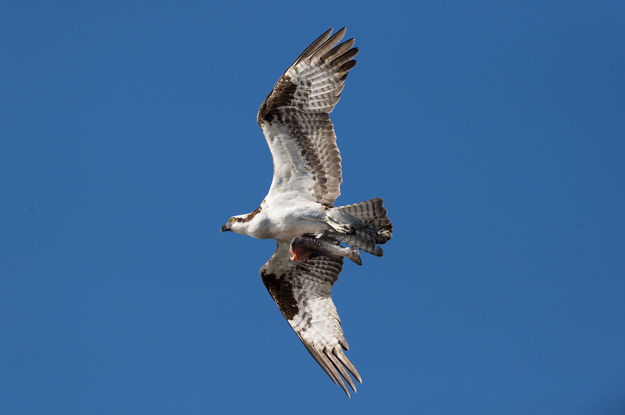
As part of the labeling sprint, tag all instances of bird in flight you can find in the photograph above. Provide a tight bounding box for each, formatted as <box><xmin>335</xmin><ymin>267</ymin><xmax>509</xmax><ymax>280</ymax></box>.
<box><xmin>220</xmin><ymin>28</ymin><xmax>392</xmax><ymax>397</ymax></box>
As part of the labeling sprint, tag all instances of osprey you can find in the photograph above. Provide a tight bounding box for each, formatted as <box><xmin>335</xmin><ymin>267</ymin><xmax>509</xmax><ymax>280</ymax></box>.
<box><xmin>220</xmin><ymin>28</ymin><xmax>392</xmax><ymax>397</ymax></box>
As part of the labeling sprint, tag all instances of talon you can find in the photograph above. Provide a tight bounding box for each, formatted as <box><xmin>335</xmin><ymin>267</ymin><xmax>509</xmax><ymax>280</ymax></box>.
<box><xmin>289</xmin><ymin>248</ymin><xmax>298</xmax><ymax>261</ymax></box>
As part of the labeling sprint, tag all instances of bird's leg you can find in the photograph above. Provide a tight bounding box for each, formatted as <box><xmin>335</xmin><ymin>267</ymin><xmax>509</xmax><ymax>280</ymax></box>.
<box><xmin>323</xmin><ymin>215</ymin><xmax>354</xmax><ymax>234</ymax></box>
<box><xmin>322</xmin><ymin>208</ymin><xmax>362</xmax><ymax>234</ymax></box>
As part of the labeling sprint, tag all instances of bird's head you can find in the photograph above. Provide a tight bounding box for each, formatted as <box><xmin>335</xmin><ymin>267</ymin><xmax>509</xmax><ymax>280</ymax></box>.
<box><xmin>220</xmin><ymin>214</ymin><xmax>252</xmax><ymax>235</ymax></box>
<box><xmin>220</xmin><ymin>216</ymin><xmax>239</xmax><ymax>233</ymax></box>
<box><xmin>220</xmin><ymin>206</ymin><xmax>263</xmax><ymax>236</ymax></box>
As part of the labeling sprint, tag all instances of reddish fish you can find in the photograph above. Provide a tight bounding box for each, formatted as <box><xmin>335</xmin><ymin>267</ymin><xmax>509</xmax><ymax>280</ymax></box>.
<box><xmin>289</xmin><ymin>235</ymin><xmax>362</xmax><ymax>265</ymax></box>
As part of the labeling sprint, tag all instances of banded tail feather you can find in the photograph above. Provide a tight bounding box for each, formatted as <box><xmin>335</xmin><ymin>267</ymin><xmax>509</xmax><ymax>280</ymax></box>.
<box><xmin>329</xmin><ymin>198</ymin><xmax>393</xmax><ymax>256</ymax></box>
<box><xmin>338</xmin><ymin>198</ymin><xmax>393</xmax><ymax>240</ymax></box>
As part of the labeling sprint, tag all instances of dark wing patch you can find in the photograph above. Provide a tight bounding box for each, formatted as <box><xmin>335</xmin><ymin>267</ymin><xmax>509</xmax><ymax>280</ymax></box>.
<box><xmin>258</xmin><ymin>28</ymin><xmax>358</xmax><ymax>207</ymax></box>
<box><xmin>258</xmin><ymin>76</ymin><xmax>297</xmax><ymax>123</ymax></box>
<box><xmin>261</xmin><ymin>270</ymin><xmax>298</xmax><ymax>320</ymax></box>
<box><xmin>260</xmin><ymin>241</ymin><xmax>362</xmax><ymax>397</ymax></box>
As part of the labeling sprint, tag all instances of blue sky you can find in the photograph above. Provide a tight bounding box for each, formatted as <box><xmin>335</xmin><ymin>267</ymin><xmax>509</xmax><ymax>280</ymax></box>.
<box><xmin>1</xmin><ymin>1</ymin><xmax>624</xmax><ymax>414</ymax></box>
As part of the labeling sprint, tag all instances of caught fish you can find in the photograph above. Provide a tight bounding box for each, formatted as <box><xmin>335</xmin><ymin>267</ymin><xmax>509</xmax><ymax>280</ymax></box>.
<box><xmin>289</xmin><ymin>235</ymin><xmax>362</xmax><ymax>265</ymax></box>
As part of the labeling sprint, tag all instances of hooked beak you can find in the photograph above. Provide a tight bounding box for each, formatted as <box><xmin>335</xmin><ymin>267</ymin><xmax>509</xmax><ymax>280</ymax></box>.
<box><xmin>220</xmin><ymin>223</ymin><xmax>231</xmax><ymax>232</ymax></box>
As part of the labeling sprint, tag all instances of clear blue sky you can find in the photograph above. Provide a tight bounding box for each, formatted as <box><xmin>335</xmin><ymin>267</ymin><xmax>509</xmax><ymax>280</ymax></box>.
<box><xmin>1</xmin><ymin>1</ymin><xmax>624</xmax><ymax>414</ymax></box>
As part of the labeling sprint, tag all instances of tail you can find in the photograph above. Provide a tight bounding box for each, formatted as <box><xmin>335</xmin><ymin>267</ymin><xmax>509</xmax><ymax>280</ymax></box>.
<box><xmin>329</xmin><ymin>198</ymin><xmax>393</xmax><ymax>257</ymax></box>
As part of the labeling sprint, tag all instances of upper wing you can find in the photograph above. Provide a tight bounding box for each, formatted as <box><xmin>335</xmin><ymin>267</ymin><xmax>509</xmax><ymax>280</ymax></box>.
<box><xmin>260</xmin><ymin>241</ymin><xmax>362</xmax><ymax>397</ymax></box>
<box><xmin>258</xmin><ymin>28</ymin><xmax>358</xmax><ymax>207</ymax></box>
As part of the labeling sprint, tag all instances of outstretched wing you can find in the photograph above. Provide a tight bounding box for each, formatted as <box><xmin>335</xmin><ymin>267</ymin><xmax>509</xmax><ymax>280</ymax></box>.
<box><xmin>258</xmin><ymin>28</ymin><xmax>358</xmax><ymax>207</ymax></box>
<box><xmin>260</xmin><ymin>241</ymin><xmax>362</xmax><ymax>397</ymax></box>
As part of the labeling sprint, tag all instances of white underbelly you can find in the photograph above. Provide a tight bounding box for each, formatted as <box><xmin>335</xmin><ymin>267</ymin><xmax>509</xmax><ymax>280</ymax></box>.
<box><xmin>264</xmin><ymin>203</ymin><xmax>329</xmax><ymax>242</ymax></box>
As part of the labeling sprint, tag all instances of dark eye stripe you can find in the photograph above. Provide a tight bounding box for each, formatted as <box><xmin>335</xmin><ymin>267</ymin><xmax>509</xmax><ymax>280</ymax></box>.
<box><xmin>233</xmin><ymin>206</ymin><xmax>262</xmax><ymax>223</ymax></box>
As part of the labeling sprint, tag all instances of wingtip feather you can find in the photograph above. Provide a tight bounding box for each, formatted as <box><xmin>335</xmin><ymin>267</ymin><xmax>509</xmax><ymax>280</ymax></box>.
<box><xmin>310</xmin><ymin>27</ymin><xmax>347</xmax><ymax>60</ymax></box>
<box><xmin>293</xmin><ymin>28</ymin><xmax>334</xmax><ymax>65</ymax></box>
<box><xmin>327</xmin><ymin>348</ymin><xmax>358</xmax><ymax>393</ymax></box>
<box><xmin>335</xmin><ymin>349</ymin><xmax>363</xmax><ymax>384</ymax></box>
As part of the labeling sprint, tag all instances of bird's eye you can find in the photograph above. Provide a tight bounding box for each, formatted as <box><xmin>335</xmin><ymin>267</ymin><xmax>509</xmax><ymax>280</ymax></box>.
<box><xmin>229</xmin><ymin>217</ymin><xmax>236</xmax><ymax>223</ymax></box>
